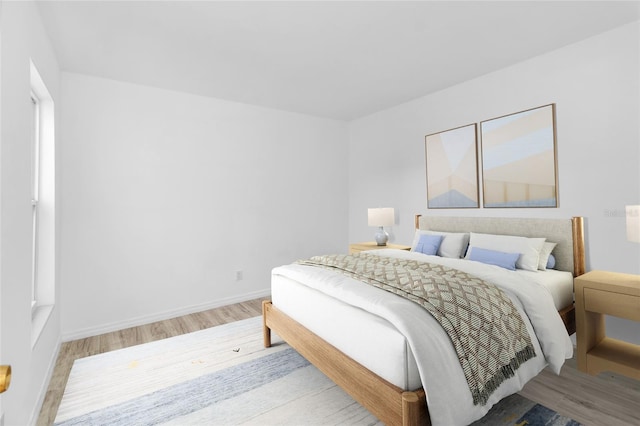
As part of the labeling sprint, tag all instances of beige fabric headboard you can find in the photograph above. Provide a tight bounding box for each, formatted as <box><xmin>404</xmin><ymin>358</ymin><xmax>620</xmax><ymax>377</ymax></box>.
<box><xmin>415</xmin><ymin>215</ymin><xmax>585</xmax><ymax>277</ymax></box>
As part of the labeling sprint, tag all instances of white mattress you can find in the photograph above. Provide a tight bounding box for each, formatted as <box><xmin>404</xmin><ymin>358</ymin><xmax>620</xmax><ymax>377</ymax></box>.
<box><xmin>272</xmin><ymin>274</ymin><xmax>422</xmax><ymax>390</ymax></box>
<box><xmin>516</xmin><ymin>268</ymin><xmax>574</xmax><ymax>310</ymax></box>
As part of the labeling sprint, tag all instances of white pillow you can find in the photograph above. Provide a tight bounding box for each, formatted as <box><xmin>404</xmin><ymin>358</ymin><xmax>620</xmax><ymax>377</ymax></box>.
<box><xmin>538</xmin><ymin>241</ymin><xmax>557</xmax><ymax>271</ymax></box>
<box><xmin>411</xmin><ymin>230</ymin><xmax>470</xmax><ymax>259</ymax></box>
<box><xmin>465</xmin><ymin>232</ymin><xmax>546</xmax><ymax>272</ymax></box>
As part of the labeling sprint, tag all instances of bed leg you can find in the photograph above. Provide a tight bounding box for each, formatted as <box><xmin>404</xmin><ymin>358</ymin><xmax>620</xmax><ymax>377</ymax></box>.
<box><xmin>402</xmin><ymin>391</ymin><xmax>429</xmax><ymax>426</ymax></box>
<box><xmin>262</xmin><ymin>300</ymin><xmax>272</xmax><ymax>348</ymax></box>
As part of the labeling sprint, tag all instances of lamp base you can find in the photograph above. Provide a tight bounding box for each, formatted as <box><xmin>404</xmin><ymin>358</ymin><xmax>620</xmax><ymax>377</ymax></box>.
<box><xmin>374</xmin><ymin>227</ymin><xmax>389</xmax><ymax>246</ymax></box>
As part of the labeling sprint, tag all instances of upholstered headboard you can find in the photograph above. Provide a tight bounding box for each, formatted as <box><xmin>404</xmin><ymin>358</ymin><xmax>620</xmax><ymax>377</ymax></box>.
<box><xmin>415</xmin><ymin>215</ymin><xmax>585</xmax><ymax>277</ymax></box>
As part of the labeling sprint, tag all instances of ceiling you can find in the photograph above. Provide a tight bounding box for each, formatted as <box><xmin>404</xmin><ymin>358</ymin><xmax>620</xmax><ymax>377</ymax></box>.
<box><xmin>36</xmin><ymin>1</ymin><xmax>640</xmax><ymax>121</ymax></box>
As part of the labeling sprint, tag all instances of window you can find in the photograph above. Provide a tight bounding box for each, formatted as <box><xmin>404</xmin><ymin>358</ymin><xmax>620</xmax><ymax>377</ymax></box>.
<box><xmin>31</xmin><ymin>92</ymin><xmax>40</xmax><ymax>314</ymax></box>
<box><xmin>30</xmin><ymin>60</ymin><xmax>55</xmax><ymax>347</ymax></box>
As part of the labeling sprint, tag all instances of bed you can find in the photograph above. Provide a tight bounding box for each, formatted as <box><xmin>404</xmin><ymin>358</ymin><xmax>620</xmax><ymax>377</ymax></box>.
<box><xmin>263</xmin><ymin>216</ymin><xmax>585</xmax><ymax>426</ymax></box>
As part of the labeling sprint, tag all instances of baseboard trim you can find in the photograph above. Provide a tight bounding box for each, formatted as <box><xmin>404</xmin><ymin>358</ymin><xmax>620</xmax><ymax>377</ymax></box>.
<box><xmin>61</xmin><ymin>289</ymin><xmax>271</xmax><ymax>342</ymax></box>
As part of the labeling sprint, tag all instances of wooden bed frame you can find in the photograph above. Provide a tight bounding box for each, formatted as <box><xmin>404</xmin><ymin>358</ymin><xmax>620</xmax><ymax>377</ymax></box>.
<box><xmin>263</xmin><ymin>216</ymin><xmax>585</xmax><ymax>426</ymax></box>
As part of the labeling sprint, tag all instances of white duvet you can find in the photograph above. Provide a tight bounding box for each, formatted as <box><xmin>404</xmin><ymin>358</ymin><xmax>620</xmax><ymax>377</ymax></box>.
<box><xmin>271</xmin><ymin>249</ymin><xmax>573</xmax><ymax>426</ymax></box>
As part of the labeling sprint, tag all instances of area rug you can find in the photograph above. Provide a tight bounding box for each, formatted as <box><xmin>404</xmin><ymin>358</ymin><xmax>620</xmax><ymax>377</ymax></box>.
<box><xmin>55</xmin><ymin>316</ymin><xmax>581</xmax><ymax>426</ymax></box>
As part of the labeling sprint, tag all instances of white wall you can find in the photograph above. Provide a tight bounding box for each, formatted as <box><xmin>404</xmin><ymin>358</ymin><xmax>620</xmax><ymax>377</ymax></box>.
<box><xmin>0</xmin><ymin>1</ymin><xmax>61</xmax><ymax>424</ymax></box>
<box><xmin>60</xmin><ymin>73</ymin><xmax>349</xmax><ymax>338</ymax></box>
<box><xmin>348</xmin><ymin>22</ymin><xmax>640</xmax><ymax>342</ymax></box>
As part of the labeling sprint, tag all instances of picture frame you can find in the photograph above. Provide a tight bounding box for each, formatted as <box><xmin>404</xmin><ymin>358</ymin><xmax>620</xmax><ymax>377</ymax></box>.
<box><xmin>480</xmin><ymin>104</ymin><xmax>558</xmax><ymax>208</ymax></box>
<box><xmin>425</xmin><ymin>123</ymin><xmax>479</xmax><ymax>208</ymax></box>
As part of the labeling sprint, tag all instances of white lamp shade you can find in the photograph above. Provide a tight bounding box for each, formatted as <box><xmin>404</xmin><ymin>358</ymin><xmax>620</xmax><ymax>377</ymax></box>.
<box><xmin>626</xmin><ymin>205</ymin><xmax>640</xmax><ymax>243</ymax></box>
<box><xmin>368</xmin><ymin>208</ymin><xmax>395</xmax><ymax>227</ymax></box>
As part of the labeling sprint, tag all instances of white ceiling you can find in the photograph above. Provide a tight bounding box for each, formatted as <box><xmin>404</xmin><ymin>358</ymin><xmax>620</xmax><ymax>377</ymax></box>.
<box><xmin>36</xmin><ymin>1</ymin><xmax>640</xmax><ymax>120</ymax></box>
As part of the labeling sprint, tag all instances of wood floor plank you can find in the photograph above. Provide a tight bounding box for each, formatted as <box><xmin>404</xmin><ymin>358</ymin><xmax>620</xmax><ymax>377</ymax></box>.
<box><xmin>37</xmin><ymin>297</ymin><xmax>640</xmax><ymax>426</ymax></box>
<box><xmin>144</xmin><ymin>319</ymin><xmax>173</xmax><ymax>342</ymax></box>
<box><xmin>179</xmin><ymin>312</ymin><xmax>207</xmax><ymax>332</ymax></box>
<box><xmin>37</xmin><ymin>389</ymin><xmax>61</xmax><ymax>426</ymax></box>
<box><xmin>61</xmin><ymin>335</ymin><xmax>100</xmax><ymax>358</ymax></box>
<box><xmin>519</xmin><ymin>355</ymin><xmax>640</xmax><ymax>425</ymax></box>
<box><xmin>164</xmin><ymin>315</ymin><xmax>193</xmax><ymax>337</ymax></box>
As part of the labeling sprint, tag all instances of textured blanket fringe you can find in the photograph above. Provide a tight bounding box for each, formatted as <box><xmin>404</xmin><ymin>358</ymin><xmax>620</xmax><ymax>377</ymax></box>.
<box><xmin>471</xmin><ymin>345</ymin><xmax>537</xmax><ymax>406</ymax></box>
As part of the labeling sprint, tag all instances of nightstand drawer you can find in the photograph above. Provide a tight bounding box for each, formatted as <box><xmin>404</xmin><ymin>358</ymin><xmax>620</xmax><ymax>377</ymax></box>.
<box><xmin>584</xmin><ymin>288</ymin><xmax>640</xmax><ymax>321</ymax></box>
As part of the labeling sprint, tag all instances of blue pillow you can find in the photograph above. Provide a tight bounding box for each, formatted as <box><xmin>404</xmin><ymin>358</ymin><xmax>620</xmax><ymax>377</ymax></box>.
<box><xmin>546</xmin><ymin>254</ymin><xmax>556</xmax><ymax>269</ymax></box>
<box><xmin>415</xmin><ymin>234</ymin><xmax>443</xmax><ymax>256</ymax></box>
<box><xmin>467</xmin><ymin>247</ymin><xmax>519</xmax><ymax>271</ymax></box>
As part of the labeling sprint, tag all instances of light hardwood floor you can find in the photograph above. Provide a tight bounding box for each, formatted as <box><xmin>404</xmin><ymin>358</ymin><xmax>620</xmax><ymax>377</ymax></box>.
<box><xmin>38</xmin><ymin>298</ymin><xmax>640</xmax><ymax>425</ymax></box>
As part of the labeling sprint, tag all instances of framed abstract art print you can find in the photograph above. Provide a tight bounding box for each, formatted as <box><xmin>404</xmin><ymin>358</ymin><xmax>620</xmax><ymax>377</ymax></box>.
<box><xmin>480</xmin><ymin>104</ymin><xmax>558</xmax><ymax>208</ymax></box>
<box><xmin>425</xmin><ymin>123</ymin><xmax>479</xmax><ymax>208</ymax></box>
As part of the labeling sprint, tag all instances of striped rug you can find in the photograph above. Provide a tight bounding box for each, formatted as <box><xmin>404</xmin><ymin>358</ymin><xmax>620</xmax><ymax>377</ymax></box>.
<box><xmin>54</xmin><ymin>316</ymin><xmax>580</xmax><ymax>425</ymax></box>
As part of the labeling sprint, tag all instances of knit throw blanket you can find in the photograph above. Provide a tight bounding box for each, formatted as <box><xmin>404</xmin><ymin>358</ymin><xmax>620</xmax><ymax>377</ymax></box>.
<box><xmin>297</xmin><ymin>253</ymin><xmax>536</xmax><ymax>406</ymax></box>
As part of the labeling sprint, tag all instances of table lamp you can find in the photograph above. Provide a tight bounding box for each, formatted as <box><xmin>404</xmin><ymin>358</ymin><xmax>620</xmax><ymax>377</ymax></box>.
<box><xmin>368</xmin><ymin>207</ymin><xmax>395</xmax><ymax>246</ymax></box>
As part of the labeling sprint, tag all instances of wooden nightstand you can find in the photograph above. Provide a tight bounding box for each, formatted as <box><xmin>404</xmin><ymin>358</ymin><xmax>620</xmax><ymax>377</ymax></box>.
<box><xmin>349</xmin><ymin>242</ymin><xmax>411</xmax><ymax>254</ymax></box>
<box><xmin>574</xmin><ymin>270</ymin><xmax>640</xmax><ymax>380</ymax></box>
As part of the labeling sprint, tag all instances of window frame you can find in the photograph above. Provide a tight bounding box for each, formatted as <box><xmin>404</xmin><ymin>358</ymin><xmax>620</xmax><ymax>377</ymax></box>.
<box><xmin>30</xmin><ymin>92</ymin><xmax>41</xmax><ymax>316</ymax></box>
<box><xmin>30</xmin><ymin>59</ymin><xmax>56</xmax><ymax>347</ymax></box>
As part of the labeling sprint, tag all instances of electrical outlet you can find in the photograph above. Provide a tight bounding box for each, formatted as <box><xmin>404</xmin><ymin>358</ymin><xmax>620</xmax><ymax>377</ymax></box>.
<box><xmin>235</xmin><ymin>270</ymin><xmax>243</xmax><ymax>281</ymax></box>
